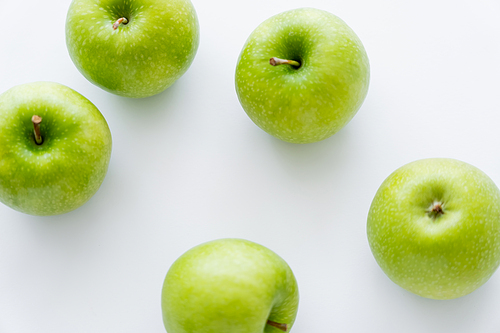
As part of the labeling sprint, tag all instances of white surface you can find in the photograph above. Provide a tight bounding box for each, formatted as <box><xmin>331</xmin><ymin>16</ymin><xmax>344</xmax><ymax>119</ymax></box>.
<box><xmin>1</xmin><ymin>0</ymin><xmax>500</xmax><ymax>332</ymax></box>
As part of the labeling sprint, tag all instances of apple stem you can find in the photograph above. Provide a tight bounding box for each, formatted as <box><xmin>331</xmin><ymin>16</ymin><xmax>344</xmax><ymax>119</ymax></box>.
<box><xmin>267</xmin><ymin>320</ymin><xmax>287</xmax><ymax>332</ymax></box>
<box><xmin>270</xmin><ymin>57</ymin><xmax>301</xmax><ymax>68</ymax></box>
<box><xmin>113</xmin><ymin>17</ymin><xmax>128</xmax><ymax>30</ymax></box>
<box><xmin>32</xmin><ymin>115</ymin><xmax>43</xmax><ymax>145</ymax></box>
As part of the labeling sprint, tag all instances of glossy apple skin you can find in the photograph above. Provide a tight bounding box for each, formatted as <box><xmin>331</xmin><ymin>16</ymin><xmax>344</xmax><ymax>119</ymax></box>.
<box><xmin>235</xmin><ymin>8</ymin><xmax>369</xmax><ymax>144</ymax></box>
<box><xmin>66</xmin><ymin>0</ymin><xmax>199</xmax><ymax>98</ymax></box>
<box><xmin>161</xmin><ymin>238</ymin><xmax>299</xmax><ymax>333</ymax></box>
<box><xmin>367</xmin><ymin>158</ymin><xmax>500</xmax><ymax>299</ymax></box>
<box><xmin>0</xmin><ymin>82</ymin><xmax>112</xmax><ymax>216</ymax></box>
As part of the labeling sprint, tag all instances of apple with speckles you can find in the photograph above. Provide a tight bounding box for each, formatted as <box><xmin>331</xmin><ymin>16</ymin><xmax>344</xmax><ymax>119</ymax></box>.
<box><xmin>161</xmin><ymin>238</ymin><xmax>299</xmax><ymax>333</ymax></box>
<box><xmin>66</xmin><ymin>0</ymin><xmax>199</xmax><ymax>98</ymax></box>
<box><xmin>367</xmin><ymin>158</ymin><xmax>500</xmax><ymax>299</ymax></box>
<box><xmin>0</xmin><ymin>82</ymin><xmax>112</xmax><ymax>216</ymax></box>
<box><xmin>235</xmin><ymin>8</ymin><xmax>370</xmax><ymax>144</ymax></box>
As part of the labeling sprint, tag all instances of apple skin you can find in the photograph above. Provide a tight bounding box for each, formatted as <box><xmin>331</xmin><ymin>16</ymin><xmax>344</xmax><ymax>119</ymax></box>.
<box><xmin>66</xmin><ymin>0</ymin><xmax>199</xmax><ymax>98</ymax></box>
<box><xmin>0</xmin><ymin>82</ymin><xmax>112</xmax><ymax>216</ymax></box>
<box><xmin>235</xmin><ymin>8</ymin><xmax>369</xmax><ymax>144</ymax></box>
<box><xmin>367</xmin><ymin>158</ymin><xmax>500</xmax><ymax>299</ymax></box>
<box><xmin>161</xmin><ymin>238</ymin><xmax>299</xmax><ymax>333</ymax></box>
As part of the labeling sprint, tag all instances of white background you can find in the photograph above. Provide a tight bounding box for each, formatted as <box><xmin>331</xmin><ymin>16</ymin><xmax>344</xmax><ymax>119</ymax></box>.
<box><xmin>1</xmin><ymin>0</ymin><xmax>500</xmax><ymax>332</ymax></box>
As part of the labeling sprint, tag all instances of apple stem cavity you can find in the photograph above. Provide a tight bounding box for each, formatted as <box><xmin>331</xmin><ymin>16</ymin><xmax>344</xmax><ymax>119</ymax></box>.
<box><xmin>113</xmin><ymin>17</ymin><xmax>129</xmax><ymax>30</ymax></box>
<box><xmin>427</xmin><ymin>201</ymin><xmax>445</xmax><ymax>219</ymax></box>
<box><xmin>267</xmin><ymin>320</ymin><xmax>288</xmax><ymax>332</ymax></box>
<box><xmin>32</xmin><ymin>115</ymin><xmax>43</xmax><ymax>145</ymax></box>
<box><xmin>269</xmin><ymin>57</ymin><xmax>301</xmax><ymax>68</ymax></box>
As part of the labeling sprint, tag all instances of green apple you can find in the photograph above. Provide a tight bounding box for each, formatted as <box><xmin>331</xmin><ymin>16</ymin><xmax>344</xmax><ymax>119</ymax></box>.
<box><xmin>65</xmin><ymin>0</ymin><xmax>200</xmax><ymax>98</ymax></box>
<box><xmin>235</xmin><ymin>8</ymin><xmax>370</xmax><ymax>144</ymax></box>
<box><xmin>0</xmin><ymin>82</ymin><xmax>112</xmax><ymax>216</ymax></box>
<box><xmin>367</xmin><ymin>158</ymin><xmax>500</xmax><ymax>299</ymax></box>
<box><xmin>161</xmin><ymin>238</ymin><xmax>299</xmax><ymax>333</ymax></box>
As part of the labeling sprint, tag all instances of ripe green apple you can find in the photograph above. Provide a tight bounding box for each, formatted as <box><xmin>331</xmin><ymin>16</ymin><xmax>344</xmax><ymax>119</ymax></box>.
<box><xmin>0</xmin><ymin>82</ymin><xmax>112</xmax><ymax>216</ymax></box>
<box><xmin>161</xmin><ymin>238</ymin><xmax>299</xmax><ymax>333</ymax></box>
<box><xmin>235</xmin><ymin>8</ymin><xmax>370</xmax><ymax>144</ymax></box>
<box><xmin>65</xmin><ymin>0</ymin><xmax>200</xmax><ymax>98</ymax></box>
<box><xmin>367</xmin><ymin>158</ymin><xmax>500</xmax><ymax>299</ymax></box>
